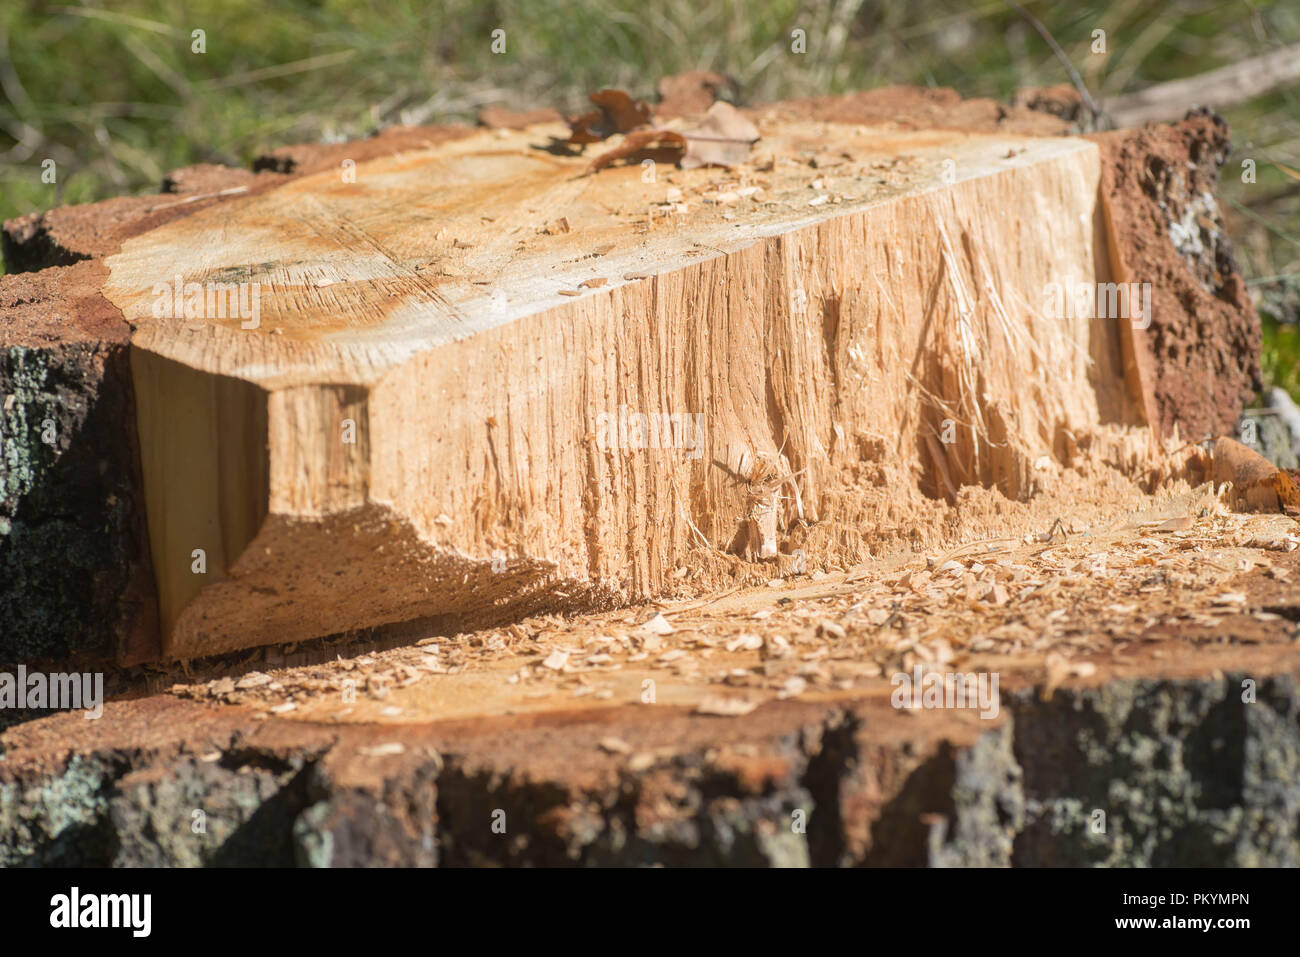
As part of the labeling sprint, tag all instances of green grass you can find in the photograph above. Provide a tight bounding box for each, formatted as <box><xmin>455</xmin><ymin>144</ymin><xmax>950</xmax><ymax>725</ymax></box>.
<box><xmin>1262</xmin><ymin>316</ymin><xmax>1300</xmax><ymax>399</ymax></box>
<box><xmin>2</xmin><ymin>0</ymin><xmax>1298</xmax><ymax>391</ymax></box>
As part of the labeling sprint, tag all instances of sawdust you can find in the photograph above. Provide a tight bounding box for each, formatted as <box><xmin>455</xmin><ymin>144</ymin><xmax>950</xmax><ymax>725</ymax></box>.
<box><xmin>160</xmin><ymin>456</ymin><xmax>1298</xmax><ymax>726</ymax></box>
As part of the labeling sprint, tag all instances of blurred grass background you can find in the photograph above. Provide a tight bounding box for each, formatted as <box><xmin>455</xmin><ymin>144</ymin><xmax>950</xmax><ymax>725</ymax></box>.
<box><xmin>1</xmin><ymin>0</ymin><xmax>1298</xmax><ymax>391</ymax></box>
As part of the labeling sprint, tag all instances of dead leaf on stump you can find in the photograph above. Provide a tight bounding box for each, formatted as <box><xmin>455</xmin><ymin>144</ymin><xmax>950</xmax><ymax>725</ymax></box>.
<box><xmin>568</xmin><ymin>89</ymin><xmax>656</xmax><ymax>143</ymax></box>
<box><xmin>679</xmin><ymin>101</ymin><xmax>761</xmax><ymax>169</ymax></box>
<box><xmin>656</xmin><ymin>70</ymin><xmax>734</xmax><ymax>116</ymax></box>
<box><xmin>572</xmin><ymin>88</ymin><xmax>761</xmax><ymax>174</ymax></box>
<box><xmin>586</xmin><ymin>128</ymin><xmax>687</xmax><ymax>172</ymax></box>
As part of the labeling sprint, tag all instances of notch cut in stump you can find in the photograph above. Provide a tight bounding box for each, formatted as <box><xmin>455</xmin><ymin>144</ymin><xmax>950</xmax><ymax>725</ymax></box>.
<box><xmin>102</xmin><ymin>119</ymin><xmax>1154</xmax><ymax>658</ymax></box>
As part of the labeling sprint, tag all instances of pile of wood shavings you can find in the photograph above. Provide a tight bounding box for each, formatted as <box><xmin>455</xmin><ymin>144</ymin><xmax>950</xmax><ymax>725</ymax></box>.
<box><xmin>166</xmin><ymin>491</ymin><xmax>1299</xmax><ymax>721</ymax></box>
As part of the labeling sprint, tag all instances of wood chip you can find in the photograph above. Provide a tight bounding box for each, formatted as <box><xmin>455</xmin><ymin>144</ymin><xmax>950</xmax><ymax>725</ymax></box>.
<box><xmin>626</xmin><ymin>752</ymin><xmax>656</xmax><ymax>772</ymax></box>
<box><xmin>818</xmin><ymin>620</ymin><xmax>847</xmax><ymax>639</ymax></box>
<box><xmin>360</xmin><ymin>743</ymin><xmax>406</xmax><ymax>757</ymax></box>
<box><xmin>541</xmin><ymin>650</ymin><xmax>570</xmax><ymax>670</ymax></box>
<box><xmin>777</xmin><ymin>676</ymin><xmax>807</xmax><ymax>699</ymax></box>
<box><xmin>1211</xmin><ymin>592</ymin><xmax>1247</xmax><ymax>606</ymax></box>
<box><xmin>725</xmin><ymin>633</ymin><xmax>763</xmax><ymax>652</ymax></box>
<box><xmin>640</xmin><ymin>613</ymin><xmax>674</xmax><ymax>636</ymax></box>
<box><xmin>694</xmin><ymin>695</ymin><xmax>759</xmax><ymax>717</ymax></box>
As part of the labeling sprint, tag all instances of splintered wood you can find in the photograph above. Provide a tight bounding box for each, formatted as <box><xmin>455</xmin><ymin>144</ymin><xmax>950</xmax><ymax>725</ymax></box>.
<box><xmin>102</xmin><ymin>115</ymin><xmax>1156</xmax><ymax>658</ymax></box>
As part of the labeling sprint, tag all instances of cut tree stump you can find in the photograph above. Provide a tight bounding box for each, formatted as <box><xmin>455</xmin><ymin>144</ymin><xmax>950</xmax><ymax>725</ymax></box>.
<box><xmin>1</xmin><ymin>87</ymin><xmax>1260</xmax><ymax>663</ymax></box>
<box><xmin>0</xmin><ymin>83</ymin><xmax>1286</xmax><ymax>870</ymax></box>
<box><xmin>107</xmin><ymin>124</ymin><xmax>1131</xmax><ymax>658</ymax></box>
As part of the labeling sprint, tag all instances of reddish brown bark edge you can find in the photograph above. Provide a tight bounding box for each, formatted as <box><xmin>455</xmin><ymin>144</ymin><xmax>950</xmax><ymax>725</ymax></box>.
<box><xmin>1089</xmin><ymin>110</ymin><xmax>1261</xmax><ymax>441</ymax></box>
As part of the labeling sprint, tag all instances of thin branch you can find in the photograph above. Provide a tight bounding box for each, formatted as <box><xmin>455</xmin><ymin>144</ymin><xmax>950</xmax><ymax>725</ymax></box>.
<box><xmin>1106</xmin><ymin>41</ymin><xmax>1300</xmax><ymax>127</ymax></box>
<box><xmin>1006</xmin><ymin>1</ymin><xmax>1103</xmax><ymax>123</ymax></box>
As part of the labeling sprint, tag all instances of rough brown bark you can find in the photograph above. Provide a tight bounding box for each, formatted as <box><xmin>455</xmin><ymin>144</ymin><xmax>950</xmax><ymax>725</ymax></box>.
<box><xmin>1090</xmin><ymin>110</ymin><xmax>1261</xmax><ymax>441</ymax></box>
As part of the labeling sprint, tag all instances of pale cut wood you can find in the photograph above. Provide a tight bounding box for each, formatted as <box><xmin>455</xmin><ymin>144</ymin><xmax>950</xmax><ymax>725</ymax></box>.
<box><xmin>102</xmin><ymin>120</ymin><xmax>1155</xmax><ymax>658</ymax></box>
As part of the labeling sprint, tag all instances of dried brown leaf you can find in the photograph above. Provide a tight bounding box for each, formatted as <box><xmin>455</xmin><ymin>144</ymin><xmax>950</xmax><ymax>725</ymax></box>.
<box><xmin>568</xmin><ymin>89</ymin><xmax>655</xmax><ymax>143</ymax></box>
<box><xmin>656</xmin><ymin>70</ymin><xmax>731</xmax><ymax>116</ymax></box>
<box><xmin>585</xmin><ymin>128</ymin><xmax>686</xmax><ymax>172</ymax></box>
<box><xmin>680</xmin><ymin>101</ymin><xmax>761</xmax><ymax>169</ymax></box>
